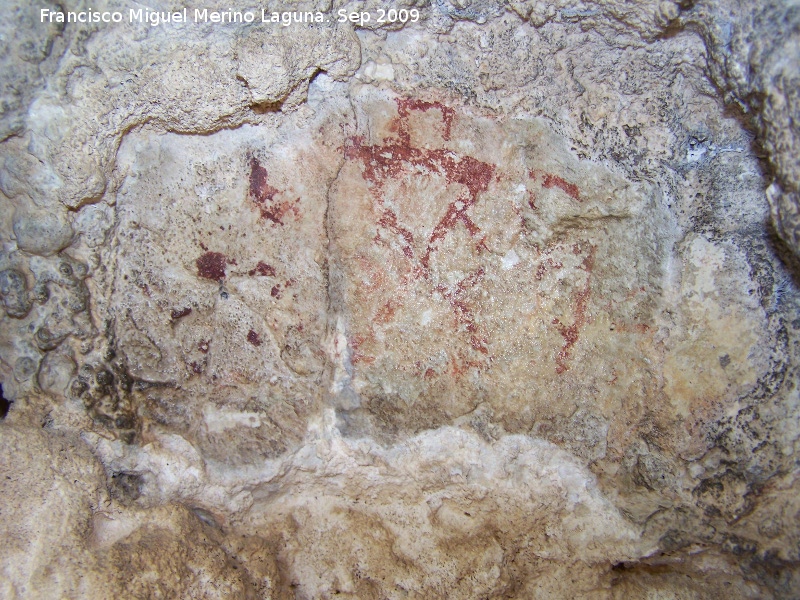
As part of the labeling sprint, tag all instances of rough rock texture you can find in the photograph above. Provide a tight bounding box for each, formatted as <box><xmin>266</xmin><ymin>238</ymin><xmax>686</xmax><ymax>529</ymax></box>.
<box><xmin>1</xmin><ymin>0</ymin><xmax>799</xmax><ymax>598</ymax></box>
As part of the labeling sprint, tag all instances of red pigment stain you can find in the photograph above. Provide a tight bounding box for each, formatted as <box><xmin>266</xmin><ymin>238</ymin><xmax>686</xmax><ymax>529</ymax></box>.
<box><xmin>171</xmin><ymin>307</ymin><xmax>192</xmax><ymax>320</ymax></box>
<box><xmin>378</xmin><ymin>209</ymin><xmax>415</xmax><ymax>257</ymax></box>
<box><xmin>449</xmin><ymin>354</ymin><xmax>485</xmax><ymax>377</ymax></box>
<box><xmin>350</xmin><ymin>334</ymin><xmax>375</xmax><ymax>365</ymax></box>
<box><xmin>249</xmin><ymin>157</ymin><xmax>278</xmax><ymax>203</ymax></box>
<box><xmin>375</xmin><ymin>300</ymin><xmax>399</xmax><ymax>324</ymax></box>
<box><xmin>344</xmin><ymin>98</ymin><xmax>499</xmax><ymax>369</ymax></box>
<box><xmin>196</xmin><ymin>252</ymin><xmax>229</xmax><ymax>280</ymax></box>
<box><xmin>198</xmin><ymin>339</ymin><xmax>210</xmax><ymax>354</ymax></box>
<box><xmin>396</xmin><ymin>98</ymin><xmax>456</xmax><ymax>141</ymax></box>
<box><xmin>435</xmin><ymin>268</ymin><xmax>488</xmax><ymax>355</ymax></box>
<box><xmin>553</xmin><ymin>244</ymin><xmax>596</xmax><ymax>374</ymax></box>
<box><xmin>542</xmin><ymin>173</ymin><xmax>580</xmax><ymax>201</ymax></box>
<box><xmin>248</xmin><ymin>262</ymin><xmax>276</xmax><ymax>277</ymax></box>
<box><xmin>345</xmin><ymin>99</ymin><xmax>495</xmax><ymax>273</ymax></box>
<box><xmin>191</xmin><ymin>361</ymin><xmax>203</xmax><ymax>374</ymax></box>
<box><xmin>535</xmin><ymin>257</ymin><xmax>564</xmax><ymax>281</ymax></box>
<box><xmin>271</xmin><ymin>285</ymin><xmax>282</xmax><ymax>299</ymax></box>
<box><xmin>248</xmin><ymin>157</ymin><xmax>300</xmax><ymax>226</ymax></box>
<box><xmin>247</xmin><ymin>330</ymin><xmax>262</xmax><ymax>346</ymax></box>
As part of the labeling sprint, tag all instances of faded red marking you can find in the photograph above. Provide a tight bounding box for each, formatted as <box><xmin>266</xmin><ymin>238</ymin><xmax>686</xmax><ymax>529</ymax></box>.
<box><xmin>198</xmin><ymin>339</ymin><xmax>210</xmax><ymax>354</ymax></box>
<box><xmin>530</xmin><ymin>169</ymin><xmax>581</xmax><ymax>201</ymax></box>
<box><xmin>247</xmin><ymin>330</ymin><xmax>262</xmax><ymax>346</ymax></box>
<box><xmin>248</xmin><ymin>157</ymin><xmax>300</xmax><ymax>226</ymax></box>
<box><xmin>196</xmin><ymin>251</ymin><xmax>229</xmax><ymax>280</ymax></box>
<box><xmin>396</xmin><ymin>98</ymin><xmax>455</xmax><ymax>141</ymax></box>
<box><xmin>350</xmin><ymin>334</ymin><xmax>375</xmax><ymax>365</ymax></box>
<box><xmin>528</xmin><ymin>191</ymin><xmax>538</xmax><ymax>211</ymax></box>
<box><xmin>435</xmin><ymin>268</ymin><xmax>488</xmax><ymax>355</ymax></box>
<box><xmin>248</xmin><ymin>261</ymin><xmax>276</xmax><ymax>277</ymax></box>
<box><xmin>553</xmin><ymin>244</ymin><xmax>596</xmax><ymax>374</ymax></box>
<box><xmin>171</xmin><ymin>307</ymin><xmax>192</xmax><ymax>320</ymax></box>
<box><xmin>535</xmin><ymin>257</ymin><xmax>563</xmax><ymax>281</ymax></box>
<box><xmin>191</xmin><ymin>361</ymin><xmax>203</xmax><ymax>374</ymax></box>
<box><xmin>271</xmin><ymin>285</ymin><xmax>281</xmax><ymax>299</ymax></box>
<box><xmin>375</xmin><ymin>300</ymin><xmax>400</xmax><ymax>324</ymax></box>
<box><xmin>378</xmin><ymin>209</ymin><xmax>415</xmax><ymax>257</ymax></box>
<box><xmin>449</xmin><ymin>354</ymin><xmax>485</xmax><ymax>377</ymax></box>
<box><xmin>344</xmin><ymin>98</ymin><xmax>498</xmax><ymax>370</ymax></box>
<box><xmin>542</xmin><ymin>173</ymin><xmax>580</xmax><ymax>201</ymax></box>
<box><xmin>345</xmin><ymin>101</ymin><xmax>495</xmax><ymax>273</ymax></box>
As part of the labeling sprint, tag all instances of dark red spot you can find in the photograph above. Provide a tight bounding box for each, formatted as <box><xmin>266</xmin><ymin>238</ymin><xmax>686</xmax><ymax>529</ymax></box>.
<box><xmin>196</xmin><ymin>252</ymin><xmax>228</xmax><ymax>280</ymax></box>
<box><xmin>248</xmin><ymin>261</ymin><xmax>276</xmax><ymax>277</ymax></box>
<box><xmin>248</xmin><ymin>158</ymin><xmax>299</xmax><ymax>226</ymax></box>
<box><xmin>191</xmin><ymin>361</ymin><xmax>203</xmax><ymax>374</ymax></box>
<box><xmin>249</xmin><ymin>158</ymin><xmax>278</xmax><ymax>203</ymax></box>
<box><xmin>271</xmin><ymin>286</ymin><xmax>281</xmax><ymax>298</ymax></box>
<box><xmin>247</xmin><ymin>330</ymin><xmax>262</xmax><ymax>346</ymax></box>
<box><xmin>171</xmin><ymin>307</ymin><xmax>192</xmax><ymax>320</ymax></box>
<box><xmin>542</xmin><ymin>173</ymin><xmax>580</xmax><ymax>201</ymax></box>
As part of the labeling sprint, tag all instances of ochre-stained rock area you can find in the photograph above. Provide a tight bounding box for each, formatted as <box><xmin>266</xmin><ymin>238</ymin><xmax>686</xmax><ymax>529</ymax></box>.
<box><xmin>1</xmin><ymin>1</ymin><xmax>799</xmax><ymax>598</ymax></box>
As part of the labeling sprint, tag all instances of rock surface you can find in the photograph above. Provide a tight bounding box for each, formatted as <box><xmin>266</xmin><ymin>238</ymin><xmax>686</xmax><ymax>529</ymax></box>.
<box><xmin>1</xmin><ymin>1</ymin><xmax>799</xmax><ymax>598</ymax></box>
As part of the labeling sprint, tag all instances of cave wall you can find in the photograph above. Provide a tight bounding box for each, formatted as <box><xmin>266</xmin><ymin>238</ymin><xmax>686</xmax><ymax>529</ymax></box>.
<box><xmin>1</xmin><ymin>1</ymin><xmax>799</xmax><ymax>598</ymax></box>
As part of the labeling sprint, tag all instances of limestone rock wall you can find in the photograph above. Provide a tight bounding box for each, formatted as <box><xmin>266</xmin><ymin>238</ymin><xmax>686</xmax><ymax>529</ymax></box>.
<box><xmin>1</xmin><ymin>1</ymin><xmax>799</xmax><ymax>598</ymax></box>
